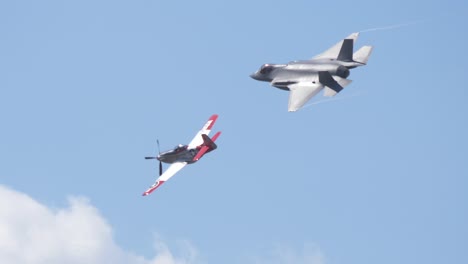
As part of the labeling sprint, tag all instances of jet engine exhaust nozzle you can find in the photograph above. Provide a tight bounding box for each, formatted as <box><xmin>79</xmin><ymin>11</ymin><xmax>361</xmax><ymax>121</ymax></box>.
<box><xmin>336</xmin><ymin>65</ymin><xmax>350</xmax><ymax>79</ymax></box>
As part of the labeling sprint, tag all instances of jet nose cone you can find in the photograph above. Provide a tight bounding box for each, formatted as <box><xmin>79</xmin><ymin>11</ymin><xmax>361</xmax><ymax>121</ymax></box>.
<box><xmin>250</xmin><ymin>73</ymin><xmax>259</xmax><ymax>80</ymax></box>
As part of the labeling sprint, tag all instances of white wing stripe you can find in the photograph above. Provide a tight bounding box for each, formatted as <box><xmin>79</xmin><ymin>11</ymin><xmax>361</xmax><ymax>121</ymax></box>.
<box><xmin>158</xmin><ymin>162</ymin><xmax>187</xmax><ymax>181</ymax></box>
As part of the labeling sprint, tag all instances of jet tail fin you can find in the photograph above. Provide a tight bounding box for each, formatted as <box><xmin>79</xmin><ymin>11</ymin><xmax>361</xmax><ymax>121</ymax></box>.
<box><xmin>353</xmin><ymin>46</ymin><xmax>373</xmax><ymax>64</ymax></box>
<box><xmin>337</xmin><ymin>39</ymin><xmax>354</xmax><ymax>62</ymax></box>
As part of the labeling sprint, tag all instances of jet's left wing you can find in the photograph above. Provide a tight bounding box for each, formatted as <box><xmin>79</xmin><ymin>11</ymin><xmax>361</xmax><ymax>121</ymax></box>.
<box><xmin>187</xmin><ymin>114</ymin><xmax>218</xmax><ymax>149</ymax></box>
<box><xmin>142</xmin><ymin>162</ymin><xmax>187</xmax><ymax>196</ymax></box>
<box><xmin>313</xmin><ymin>32</ymin><xmax>359</xmax><ymax>61</ymax></box>
<box><xmin>288</xmin><ymin>82</ymin><xmax>324</xmax><ymax>112</ymax></box>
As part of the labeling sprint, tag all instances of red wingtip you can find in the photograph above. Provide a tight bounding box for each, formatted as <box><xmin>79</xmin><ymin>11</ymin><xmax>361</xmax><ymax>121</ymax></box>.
<box><xmin>206</xmin><ymin>114</ymin><xmax>218</xmax><ymax>130</ymax></box>
<box><xmin>142</xmin><ymin>180</ymin><xmax>165</xmax><ymax>196</ymax></box>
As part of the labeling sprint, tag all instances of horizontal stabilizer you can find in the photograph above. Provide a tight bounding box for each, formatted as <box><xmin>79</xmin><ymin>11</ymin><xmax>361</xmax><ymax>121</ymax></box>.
<box><xmin>192</xmin><ymin>132</ymin><xmax>221</xmax><ymax>161</ymax></box>
<box><xmin>323</xmin><ymin>87</ymin><xmax>337</xmax><ymax>97</ymax></box>
<box><xmin>318</xmin><ymin>71</ymin><xmax>343</xmax><ymax>94</ymax></box>
<box><xmin>323</xmin><ymin>77</ymin><xmax>352</xmax><ymax>97</ymax></box>
<box><xmin>353</xmin><ymin>45</ymin><xmax>373</xmax><ymax>64</ymax></box>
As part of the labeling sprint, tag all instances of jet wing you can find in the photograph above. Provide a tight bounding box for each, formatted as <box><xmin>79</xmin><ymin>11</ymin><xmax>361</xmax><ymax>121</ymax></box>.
<box><xmin>313</xmin><ymin>32</ymin><xmax>359</xmax><ymax>60</ymax></box>
<box><xmin>187</xmin><ymin>114</ymin><xmax>218</xmax><ymax>149</ymax></box>
<box><xmin>287</xmin><ymin>82</ymin><xmax>324</xmax><ymax>112</ymax></box>
<box><xmin>142</xmin><ymin>162</ymin><xmax>187</xmax><ymax>196</ymax></box>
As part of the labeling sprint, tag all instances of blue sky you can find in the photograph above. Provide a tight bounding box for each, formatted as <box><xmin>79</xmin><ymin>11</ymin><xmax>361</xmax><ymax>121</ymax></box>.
<box><xmin>1</xmin><ymin>1</ymin><xmax>467</xmax><ymax>263</ymax></box>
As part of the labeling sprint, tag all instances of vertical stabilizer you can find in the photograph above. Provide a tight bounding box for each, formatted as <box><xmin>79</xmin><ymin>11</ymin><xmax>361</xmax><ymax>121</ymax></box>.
<box><xmin>353</xmin><ymin>46</ymin><xmax>373</xmax><ymax>64</ymax></box>
<box><xmin>337</xmin><ymin>39</ymin><xmax>354</xmax><ymax>62</ymax></box>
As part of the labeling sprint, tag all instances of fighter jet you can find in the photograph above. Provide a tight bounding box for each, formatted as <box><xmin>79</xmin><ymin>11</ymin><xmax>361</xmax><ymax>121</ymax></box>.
<box><xmin>142</xmin><ymin>114</ymin><xmax>221</xmax><ymax>196</ymax></box>
<box><xmin>250</xmin><ymin>32</ymin><xmax>373</xmax><ymax>112</ymax></box>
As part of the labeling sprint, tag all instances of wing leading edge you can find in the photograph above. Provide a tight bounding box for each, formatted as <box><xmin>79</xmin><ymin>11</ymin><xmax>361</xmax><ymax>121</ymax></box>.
<box><xmin>288</xmin><ymin>82</ymin><xmax>324</xmax><ymax>112</ymax></box>
<box><xmin>142</xmin><ymin>162</ymin><xmax>187</xmax><ymax>196</ymax></box>
<box><xmin>287</xmin><ymin>73</ymin><xmax>354</xmax><ymax>111</ymax></box>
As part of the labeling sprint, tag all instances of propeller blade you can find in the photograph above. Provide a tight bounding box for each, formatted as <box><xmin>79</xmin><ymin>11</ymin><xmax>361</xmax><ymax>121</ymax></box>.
<box><xmin>159</xmin><ymin>161</ymin><xmax>163</xmax><ymax>176</ymax></box>
<box><xmin>157</xmin><ymin>139</ymin><xmax>161</xmax><ymax>154</ymax></box>
<box><xmin>145</xmin><ymin>157</ymin><xmax>157</xmax><ymax>159</ymax></box>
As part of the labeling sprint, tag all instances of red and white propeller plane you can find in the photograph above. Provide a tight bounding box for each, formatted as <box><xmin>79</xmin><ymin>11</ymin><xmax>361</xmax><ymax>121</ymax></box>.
<box><xmin>142</xmin><ymin>114</ymin><xmax>221</xmax><ymax>196</ymax></box>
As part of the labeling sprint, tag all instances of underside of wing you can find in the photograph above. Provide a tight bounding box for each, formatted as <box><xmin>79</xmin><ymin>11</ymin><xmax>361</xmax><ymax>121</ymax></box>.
<box><xmin>188</xmin><ymin>114</ymin><xmax>218</xmax><ymax>149</ymax></box>
<box><xmin>313</xmin><ymin>32</ymin><xmax>359</xmax><ymax>60</ymax></box>
<box><xmin>142</xmin><ymin>162</ymin><xmax>187</xmax><ymax>196</ymax></box>
<box><xmin>288</xmin><ymin>82</ymin><xmax>324</xmax><ymax>112</ymax></box>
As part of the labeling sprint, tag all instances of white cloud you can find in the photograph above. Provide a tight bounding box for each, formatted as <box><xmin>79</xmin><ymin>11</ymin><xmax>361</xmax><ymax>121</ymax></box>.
<box><xmin>0</xmin><ymin>185</ymin><xmax>325</xmax><ymax>264</ymax></box>
<box><xmin>0</xmin><ymin>185</ymin><xmax>198</xmax><ymax>264</ymax></box>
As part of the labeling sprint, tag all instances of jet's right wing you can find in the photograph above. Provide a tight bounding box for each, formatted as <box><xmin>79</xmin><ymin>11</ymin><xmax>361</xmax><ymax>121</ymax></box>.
<box><xmin>188</xmin><ymin>114</ymin><xmax>218</xmax><ymax>149</ymax></box>
<box><xmin>142</xmin><ymin>161</ymin><xmax>187</xmax><ymax>196</ymax></box>
<box><xmin>313</xmin><ymin>32</ymin><xmax>359</xmax><ymax>60</ymax></box>
<box><xmin>287</xmin><ymin>82</ymin><xmax>324</xmax><ymax>112</ymax></box>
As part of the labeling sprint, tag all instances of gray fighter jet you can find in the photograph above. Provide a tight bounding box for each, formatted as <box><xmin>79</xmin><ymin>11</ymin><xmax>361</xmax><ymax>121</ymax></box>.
<box><xmin>250</xmin><ymin>32</ymin><xmax>373</xmax><ymax>112</ymax></box>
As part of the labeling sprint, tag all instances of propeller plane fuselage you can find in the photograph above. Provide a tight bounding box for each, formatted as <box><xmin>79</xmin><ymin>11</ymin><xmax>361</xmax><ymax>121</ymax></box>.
<box><xmin>157</xmin><ymin>144</ymin><xmax>199</xmax><ymax>164</ymax></box>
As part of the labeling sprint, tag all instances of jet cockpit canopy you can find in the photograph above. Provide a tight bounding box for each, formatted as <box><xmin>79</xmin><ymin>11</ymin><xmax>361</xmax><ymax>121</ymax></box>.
<box><xmin>259</xmin><ymin>64</ymin><xmax>275</xmax><ymax>74</ymax></box>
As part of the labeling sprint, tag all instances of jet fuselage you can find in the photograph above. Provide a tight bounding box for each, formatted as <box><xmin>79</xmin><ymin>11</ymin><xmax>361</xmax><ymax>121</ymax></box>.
<box><xmin>250</xmin><ymin>59</ymin><xmax>364</xmax><ymax>91</ymax></box>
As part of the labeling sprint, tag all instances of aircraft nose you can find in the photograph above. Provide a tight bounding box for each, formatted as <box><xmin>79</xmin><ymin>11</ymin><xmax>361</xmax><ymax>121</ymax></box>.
<box><xmin>250</xmin><ymin>73</ymin><xmax>259</xmax><ymax>80</ymax></box>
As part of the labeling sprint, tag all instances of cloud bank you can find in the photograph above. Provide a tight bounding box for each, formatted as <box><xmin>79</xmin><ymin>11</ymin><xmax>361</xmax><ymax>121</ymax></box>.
<box><xmin>0</xmin><ymin>185</ymin><xmax>197</xmax><ymax>264</ymax></box>
<box><xmin>0</xmin><ymin>185</ymin><xmax>325</xmax><ymax>264</ymax></box>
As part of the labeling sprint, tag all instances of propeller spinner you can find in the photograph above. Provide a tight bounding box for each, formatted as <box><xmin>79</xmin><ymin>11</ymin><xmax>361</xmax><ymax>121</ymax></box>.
<box><xmin>145</xmin><ymin>140</ymin><xmax>162</xmax><ymax>176</ymax></box>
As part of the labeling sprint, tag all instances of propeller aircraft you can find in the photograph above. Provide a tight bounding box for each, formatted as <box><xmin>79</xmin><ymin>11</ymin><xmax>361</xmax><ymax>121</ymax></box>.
<box><xmin>142</xmin><ymin>114</ymin><xmax>221</xmax><ymax>196</ymax></box>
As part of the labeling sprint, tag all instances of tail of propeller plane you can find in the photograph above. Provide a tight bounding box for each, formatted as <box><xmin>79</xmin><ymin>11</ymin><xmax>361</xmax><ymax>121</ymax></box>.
<box><xmin>192</xmin><ymin>131</ymin><xmax>221</xmax><ymax>161</ymax></box>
